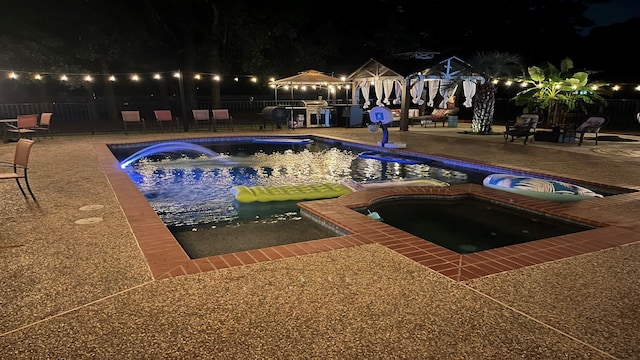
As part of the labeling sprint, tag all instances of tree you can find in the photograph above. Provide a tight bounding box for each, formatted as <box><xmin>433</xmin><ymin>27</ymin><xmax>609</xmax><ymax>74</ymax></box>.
<box><xmin>450</xmin><ymin>51</ymin><xmax>524</xmax><ymax>134</ymax></box>
<box><xmin>512</xmin><ymin>57</ymin><xmax>610</xmax><ymax>126</ymax></box>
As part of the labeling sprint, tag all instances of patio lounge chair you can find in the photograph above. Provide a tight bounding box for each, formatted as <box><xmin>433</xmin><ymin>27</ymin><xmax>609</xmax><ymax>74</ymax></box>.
<box><xmin>503</xmin><ymin>114</ymin><xmax>539</xmax><ymax>144</ymax></box>
<box><xmin>0</xmin><ymin>138</ymin><xmax>36</xmax><ymax>200</ymax></box>
<box><xmin>576</xmin><ymin>116</ymin><xmax>607</xmax><ymax>146</ymax></box>
<box><xmin>153</xmin><ymin>110</ymin><xmax>180</xmax><ymax>133</ymax></box>
<box><xmin>212</xmin><ymin>109</ymin><xmax>233</xmax><ymax>131</ymax></box>
<box><xmin>413</xmin><ymin>107</ymin><xmax>460</xmax><ymax>127</ymax></box>
<box><xmin>192</xmin><ymin>109</ymin><xmax>212</xmax><ymax>131</ymax></box>
<box><xmin>34</xmin><ymin>112</ymin><xmax>53</xmax><ymax>140</ymax></box>
<box><xmin>7</xmin><ymin>114</ymin><xmax>38</xmax><ymax>140</ymax></box>
<box><xmin>121</xmin><ymin>111</ymin><xmax>146</xmax><ymax>134</ymax></box>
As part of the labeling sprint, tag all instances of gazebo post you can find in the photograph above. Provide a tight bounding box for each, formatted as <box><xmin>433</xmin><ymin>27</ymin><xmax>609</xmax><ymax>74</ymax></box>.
<box><xmin>399</xmin><ymin>77</ymin><xmax>412</xmax><ymax>131</ymax></box>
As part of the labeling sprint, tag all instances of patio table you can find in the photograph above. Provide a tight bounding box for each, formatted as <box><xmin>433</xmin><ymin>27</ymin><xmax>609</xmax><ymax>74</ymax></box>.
<box><xmin>0</xmin><ymin>118</ymin><xmax>18</xmax><ymax>143</ymax></box>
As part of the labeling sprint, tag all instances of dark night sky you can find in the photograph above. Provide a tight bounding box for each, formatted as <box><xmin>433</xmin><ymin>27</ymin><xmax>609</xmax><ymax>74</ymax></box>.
<box><xmin>584</xmin><ymin>0</ymin><xmax>640</xmax><ymax>32</ymax></box>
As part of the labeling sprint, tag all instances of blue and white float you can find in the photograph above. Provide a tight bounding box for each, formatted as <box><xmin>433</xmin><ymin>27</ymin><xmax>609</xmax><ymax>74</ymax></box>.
<box><xmin>482</xmin><ymin>173</ymin><xmax>603</xmax><ymax>202</ymax></box>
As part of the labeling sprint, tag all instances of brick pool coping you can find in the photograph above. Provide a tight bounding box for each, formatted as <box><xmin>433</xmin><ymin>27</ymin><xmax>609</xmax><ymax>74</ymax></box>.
<box><xmin>94</xmin><ymin>142</ymin><xmax>640</xmax><ymax>281</ymax></box>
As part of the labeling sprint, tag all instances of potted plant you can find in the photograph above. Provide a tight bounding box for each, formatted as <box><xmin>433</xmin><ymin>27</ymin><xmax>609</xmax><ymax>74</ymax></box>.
<box><xmin>512</xmin><ymin>57</ymin><xmax>610</xmax><ymax>127</ymax></box>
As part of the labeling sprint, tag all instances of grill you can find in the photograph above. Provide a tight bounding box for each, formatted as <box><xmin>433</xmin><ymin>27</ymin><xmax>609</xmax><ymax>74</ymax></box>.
<box><xmin>300</xmin><ymin>99</ymin><xmax>333</xmax><ymax>127</ymax></box>
<box><xmin>261</xmin><ymin>106</ymin><xmax>288</xmax><ymax>121</ymax></box>
<box><xmin>260</xmin><ymin>106</ymin><xmax>288</xmax><ymax>129</ymax></box>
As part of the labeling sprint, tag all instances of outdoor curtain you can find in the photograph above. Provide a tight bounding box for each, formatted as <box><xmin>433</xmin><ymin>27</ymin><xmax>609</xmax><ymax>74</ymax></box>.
<box><xmin>438</xmin><ymin>80</ymin><xmax>458</xmax><ymax>108</ymax></box>
<box><xmin>383</xmin><ymin>79</ymin><xmax>394</xmax><ymax>105</ymax></box>
<box><xmin>374</xmin><ymin>77</ymin><xmax>384</xmax><ymax>106</ymax></box>
<box><xmin>462</xmin><ymin>77</ymin><xmax>477</xmax><ymax>107</ymax></box>
<box><xmin>358</xmin><ymin>80</ymin><xmax>371</xmax><ymax>108</ymax></box>
<box><xmin>393</xmin><ymin>80</ymin><xmax>402</xmax><ymax>105</ymax></box>
<box><xmin>410</xmin><ymin>76</ymin><xmax>425</xmax><ymax>105</ymax></box>
<box><xmin>427</xmin><ymin>80</ymin><xmax>440</xmax><ymax>107</ymax></box>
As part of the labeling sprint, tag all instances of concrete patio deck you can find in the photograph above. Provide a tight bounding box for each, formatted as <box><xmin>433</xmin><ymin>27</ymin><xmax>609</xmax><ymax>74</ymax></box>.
<box><xmin>1</xmin><ymin>123</ymin><xmax>638</xmax><ymax>358</ymax></box>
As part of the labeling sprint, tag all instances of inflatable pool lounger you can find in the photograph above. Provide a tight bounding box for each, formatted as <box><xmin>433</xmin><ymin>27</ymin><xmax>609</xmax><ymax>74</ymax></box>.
<box><xmin>232</xmin><ymin>183</ymin><xmax>353</xmax><ymax>203</ymax></box>
<box><xmin>482</xmin><ymin>173</ymin><xmax>603</xmax><ymax>202</ymax></box>
<box><xmin>233</xmin><ymin>179</ymin><xmax>450</xmax><ymax>203</ymax></box>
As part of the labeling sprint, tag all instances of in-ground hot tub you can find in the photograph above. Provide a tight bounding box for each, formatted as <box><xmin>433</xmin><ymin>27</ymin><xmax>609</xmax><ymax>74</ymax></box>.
<box><xmin>361</xmin><ymin>196</ymin><xmax>595</xmax><ymax>254</ymax></box>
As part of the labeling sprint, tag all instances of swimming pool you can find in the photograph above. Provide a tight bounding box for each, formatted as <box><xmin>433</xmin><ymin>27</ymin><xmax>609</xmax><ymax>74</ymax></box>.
<box><xmin>108</xmin><ymin>136</ymin><xmax>480</xmax><ymax>228</ymax></box>
<box><xmin>107</xmin><ymin>134</ymin><xmax>628</xmax><ymax>259</ymax></box>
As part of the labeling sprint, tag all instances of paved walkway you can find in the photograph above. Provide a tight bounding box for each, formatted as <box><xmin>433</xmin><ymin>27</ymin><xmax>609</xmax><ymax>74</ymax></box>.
<box><xmin>0</xmin><ymin>123</ymin><xmax>638</xmax><ymax>358</ymax></box>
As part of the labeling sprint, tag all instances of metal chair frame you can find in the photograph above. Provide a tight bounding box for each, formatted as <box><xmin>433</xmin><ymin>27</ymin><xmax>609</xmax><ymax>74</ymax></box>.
<box><xmin>0</xmin><ymin>138</ymin><xmax>37</xmax><ymax>200</ymax></box>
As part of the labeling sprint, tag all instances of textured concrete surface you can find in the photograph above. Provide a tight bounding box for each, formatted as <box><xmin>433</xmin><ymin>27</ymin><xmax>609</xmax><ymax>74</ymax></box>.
<box><xmin>1</xmin><ymin>123</ymin><xmax>638</xmax><ymax>358</ymax></box>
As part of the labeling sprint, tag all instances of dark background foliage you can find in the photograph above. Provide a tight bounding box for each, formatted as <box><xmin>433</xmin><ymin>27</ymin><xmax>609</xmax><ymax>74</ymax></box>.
<box><xmin>0</xmin><ymin>0</ymin><xmax>638</xmax><ymax>100</ymax></box>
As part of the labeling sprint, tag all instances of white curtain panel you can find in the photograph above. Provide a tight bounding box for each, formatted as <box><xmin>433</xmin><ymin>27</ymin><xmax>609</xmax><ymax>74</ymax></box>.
<box><xmin>462</xmin><ymin>78</ymin><xmax>477</xmax><ymax>107</ymax></box>
<box><xmin>382</xmin><ymin>79</ymin><xmax>394</xmax><ymax>105</ymax></box>
<box><xmin>393</xmin><ymin>80</ymin><xmax>402</xmax><ymax>105</ymax></box>
<box><xmin>374</xmin><ymin>77</ymin><xmax>384</xmax><ymax>106</ymax></box>
<box><xmin>410</xmin><ymin>76</ymin><xmax>425</xmax><ymax>105</ymax></box>
<box><xmin>427</xmin><ymin>80</ymin><xmax>440</xmax><ymax>107</ymax></box>
<box><xmin>358</xmin><ymin>80</ymin><xmax>371</xmax><ymax>109</ymax></box>
<box><xmin>438</xmin><ymin>79</ymin><xmax>452</xmax><ymax>108</ymax></box>
<box><xmin>448</xmin><ymin>84</ymin><xmax>459</xmax><ymax>104</ymax></box>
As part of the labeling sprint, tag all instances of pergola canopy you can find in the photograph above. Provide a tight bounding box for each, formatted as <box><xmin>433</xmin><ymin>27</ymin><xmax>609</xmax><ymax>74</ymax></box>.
<box><xmin>270</xmin><ymin>69</ymin><xmax>348</xmax><ymax>87</ymax></box>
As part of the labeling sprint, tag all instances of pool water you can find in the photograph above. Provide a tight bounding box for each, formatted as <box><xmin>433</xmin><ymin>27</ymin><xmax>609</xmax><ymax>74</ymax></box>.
<box><xmin>110</xmin><ymin>138</ymin><xmax>474</xmax><ymax>228</ymax></box>
<box><xmin>363</xmin><ymin>197</ymin><xmax>594</xmax><ymax>254</ymax></box>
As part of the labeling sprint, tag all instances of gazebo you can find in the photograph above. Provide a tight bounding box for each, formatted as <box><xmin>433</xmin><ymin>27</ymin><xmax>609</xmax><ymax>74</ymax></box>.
<box><xmin>346</xmin><ymin>52</ymin><xmax>477</xmax><ymax>130</ymax></box>
<box><xmin>268</xmin><ymin>70</ymin><xmax>350</xmax><ymax>127</ymax></box>
<box><xmin>269</xmin><ymin>69</ymin><xmax>348</xmax><ymax>103</ymax></box>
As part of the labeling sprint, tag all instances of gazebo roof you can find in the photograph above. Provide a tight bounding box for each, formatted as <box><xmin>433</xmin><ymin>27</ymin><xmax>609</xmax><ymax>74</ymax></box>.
<box><xmin>346</xmin><ymin>55</ymin><xmax>471</xmax><ymax>82</ymax></box>
<box><xmin>270</xmin><ymin>69</ymin><xmax>347</xmax><ymax>86</ymax></box>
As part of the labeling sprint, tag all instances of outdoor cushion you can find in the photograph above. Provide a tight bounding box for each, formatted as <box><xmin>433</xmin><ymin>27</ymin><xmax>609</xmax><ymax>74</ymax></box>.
<box><xmin>431</xmin><ymin>109</ymin><xmax>447</xmax><ymax>117</ymax></box>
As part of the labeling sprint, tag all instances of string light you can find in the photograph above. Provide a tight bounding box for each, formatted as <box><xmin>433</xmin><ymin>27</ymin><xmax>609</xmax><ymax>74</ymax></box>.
<box><xmin>2</xmin><ymin>68</ymin><xmax>640</xmax><ymax>92</ymax></box>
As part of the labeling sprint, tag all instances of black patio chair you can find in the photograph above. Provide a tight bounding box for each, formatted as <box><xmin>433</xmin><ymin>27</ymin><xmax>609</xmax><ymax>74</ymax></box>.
<box><xmin>503</xmin><ymin>114</ymin><xmax>539</xmax><ymax>144</ymax></box>
<box><xmin>576</xmin><ymin>115</ymin><xmax>608</xmax><ymax>146</ymax></box>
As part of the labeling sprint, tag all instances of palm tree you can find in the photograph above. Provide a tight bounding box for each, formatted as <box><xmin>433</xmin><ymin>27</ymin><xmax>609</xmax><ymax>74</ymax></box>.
<box><xmin>453</xmin><ymin>51</ymin><xmax>524</xmax><ymax>134</ymax></box>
